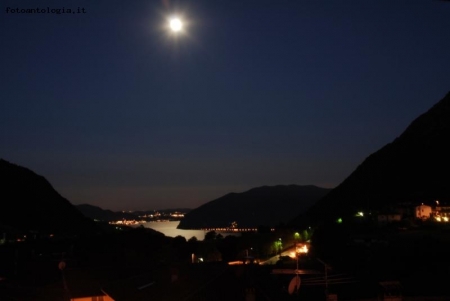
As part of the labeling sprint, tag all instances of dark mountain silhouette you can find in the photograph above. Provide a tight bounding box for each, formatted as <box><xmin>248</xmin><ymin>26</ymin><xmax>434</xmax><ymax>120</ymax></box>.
<box><xmin>76</xmin><ymin>204</ymin><xmax>136</xmax><ymax>221</ymax></box>
<box><xmin>0</xmin><ymin>159</ymin><xmax>99</xmax><ymax>236</ymax></box>
<box><xmin>290</xmin><ymin>91</ymin><xmax>450</xmax><ymax>228</ymax></box>
<box><xmin>177</xmin><ymin>185</ymin><xmax>331</xmax><ymax>229</ymax></box>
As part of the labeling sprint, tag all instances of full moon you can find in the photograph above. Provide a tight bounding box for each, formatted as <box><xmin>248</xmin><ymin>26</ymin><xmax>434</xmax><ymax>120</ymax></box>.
<box><xmin>169</xmin><ymin>18</ymin><xmax>183</xmax><ymax>32</ymax></box>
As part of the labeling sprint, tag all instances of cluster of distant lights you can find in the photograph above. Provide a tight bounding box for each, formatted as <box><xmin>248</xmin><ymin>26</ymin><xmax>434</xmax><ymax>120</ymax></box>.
<box><xmin>170</xmin><ymin>212</ymin><xmax>185</xmax><ymax>218</ymax></box>
<box><xmin>110</xmin><ymin>220</ymin><xmax>147</xmax><ymax>225</ymax></box>
<box><xmin>110</xmin><ymin>210</ymin><xmax>185</xmax><ymax>222</ymax></box>
<box><xmin>109</xmin><ymin>212</ymin><xmax>185</xmax><ymax>226</ymax></box>
<box><xmin>3</xmin><ymin>234</ymin><xmax>54</xmax><ymax>244</ymax></box>
<box><xmin>136</xmin><ymin>212</ymin><xmax>184</xmax><ymax>218</ymax></box>
<box><xmin>200</xmin><ymin>221</ymin><xmax>277</xmax><ymax>232</ymax></box>
<box><xmin>201</xmin><ymin>227</ymin><xmax>275</xmax><ymax>232</ymax></box>
<box><xmin>435</xmin><ymin>216</ymin><xmax>449</xmax><ymax>222</ymax></box>
<box><xmin>228</xmin><ymin>259</ymin><xmax>262</xmax><ymax>266</ymax></box>
<box><xmin>122</xmin><ymin>211</ymin><xmax>161</xmax><ymax>218</ymax></box>
<box><xmin>138</xmin><ymin>213</ymin><xmax>160</xmax><ymax>218</ymax></box>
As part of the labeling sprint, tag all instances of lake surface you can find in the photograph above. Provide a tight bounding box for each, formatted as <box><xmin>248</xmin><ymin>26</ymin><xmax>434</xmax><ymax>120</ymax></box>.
<box><xmin>142</xmin><ymin>220</ymin><xmax>240</xmax><ymax>240</ymax></box>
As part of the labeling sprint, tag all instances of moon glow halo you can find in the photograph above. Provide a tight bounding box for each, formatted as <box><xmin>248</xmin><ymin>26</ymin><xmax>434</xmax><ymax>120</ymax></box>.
<box><xmin>169</xmin><ymin>18</ymin><xmax>183</xmax><ymax>32</ymax></box>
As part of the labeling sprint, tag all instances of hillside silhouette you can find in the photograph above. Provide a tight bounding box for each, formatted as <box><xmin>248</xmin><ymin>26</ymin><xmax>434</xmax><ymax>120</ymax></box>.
<box><xmin>0</xmin><ymin>159</ymin><xmax>99</xmax><ymax>236</ymax></box>
<box><xmin>290</xmin><ymin>91</ymin><xmax>450</xmax><ymax>227</ymax></box>
<box><xmin>178</xmin><ymin>185</ymin><xmax>330</xmax><ymax>229</ymax></box>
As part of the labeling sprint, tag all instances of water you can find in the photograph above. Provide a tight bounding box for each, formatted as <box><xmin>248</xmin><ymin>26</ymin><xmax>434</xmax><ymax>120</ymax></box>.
<box><xmin>143</xmin><ymin>220</ymin><xmax>205</xmax><ymax>240</ymax></box>
<box><xmin>142</xmin><ymin>220</ymin><xmax>240</xmax><ymax>241</ymax></box>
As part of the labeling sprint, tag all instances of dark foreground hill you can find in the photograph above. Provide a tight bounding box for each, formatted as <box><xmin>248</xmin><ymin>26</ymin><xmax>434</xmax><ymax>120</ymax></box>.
<box><xmin>0</xmin><ymin>159</ymin><xmax>99</xmax><ymax>236</ymax></box>
<box><xmin>178</xmin><ymin>185</ymin><xmax>330</xmax><ymax>229</ymax></box>
<box><xmin>285</xmin><ymin>91</ymin><xmax>450</xmax><ymax>298</ymax></box>
<box><xmin>290</xmin><ymin>91</ymin><xmax>450</xmax><ymax>228</ymax></box>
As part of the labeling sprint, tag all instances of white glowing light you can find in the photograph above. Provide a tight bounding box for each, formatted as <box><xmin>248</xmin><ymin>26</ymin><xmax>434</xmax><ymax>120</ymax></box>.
<box><xmin>169</xmin><ymin>18</ymin><xmax>182</xmax><ymax>32</ymax></box>
<box><xmin>296</xmin><ymin>244</ymin><xmax>309</xmax><ymax>254</ymax></box>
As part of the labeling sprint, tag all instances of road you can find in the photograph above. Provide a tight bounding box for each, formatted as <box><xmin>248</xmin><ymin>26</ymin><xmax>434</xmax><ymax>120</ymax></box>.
<box><xmin>259</xmin><ymin>245</ymin><xmax>297</xmax><ymax>265</ymax></box>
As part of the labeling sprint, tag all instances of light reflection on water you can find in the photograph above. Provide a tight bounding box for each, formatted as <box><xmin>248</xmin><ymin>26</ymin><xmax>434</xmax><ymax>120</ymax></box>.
<box><xmin>142</xmin><ymin>220</ymin><xmax>240</xmax><ymax>241</ymax></box>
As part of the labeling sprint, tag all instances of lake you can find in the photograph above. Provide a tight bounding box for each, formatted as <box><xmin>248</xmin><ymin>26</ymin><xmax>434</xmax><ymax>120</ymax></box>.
<box><xmin>142</xmin><ymin>220</ymin><xmax>240</xmax><ymax>240</ymax></box>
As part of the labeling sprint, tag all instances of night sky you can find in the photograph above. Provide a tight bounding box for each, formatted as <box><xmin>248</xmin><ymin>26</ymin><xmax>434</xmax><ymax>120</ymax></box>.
<box><xmin>1</xmin><ymin>0</ymin><xmax>449</xmax><ymax>211</ymax></box>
